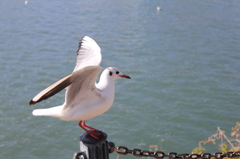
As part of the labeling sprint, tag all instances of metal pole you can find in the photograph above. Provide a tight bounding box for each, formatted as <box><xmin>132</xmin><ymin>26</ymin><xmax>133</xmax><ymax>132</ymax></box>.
<box><xmin>73</xmin><ymin>130</ymin><xmax>109</xmax><ymax>159</ymax></box>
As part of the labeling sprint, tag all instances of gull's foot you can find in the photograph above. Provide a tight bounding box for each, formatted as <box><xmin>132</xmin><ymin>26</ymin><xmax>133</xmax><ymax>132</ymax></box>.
<box><xmin>87</xmin><ymin>129</ymin><xmax>102</xmax><ymax>139</ymax></box>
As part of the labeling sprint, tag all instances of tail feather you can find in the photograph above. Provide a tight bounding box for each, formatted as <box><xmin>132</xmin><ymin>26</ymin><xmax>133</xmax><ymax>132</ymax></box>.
<box><xmin>32</xmin><ymin>106</ymin><xmax>63</xmax><ymax>118</ymax></box>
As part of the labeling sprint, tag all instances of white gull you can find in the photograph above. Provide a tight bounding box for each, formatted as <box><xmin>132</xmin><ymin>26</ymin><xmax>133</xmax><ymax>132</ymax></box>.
<box><xmin>29</xmin><ymin>36</ymin><xmax>131</xmax><ymax>139</ymax></box>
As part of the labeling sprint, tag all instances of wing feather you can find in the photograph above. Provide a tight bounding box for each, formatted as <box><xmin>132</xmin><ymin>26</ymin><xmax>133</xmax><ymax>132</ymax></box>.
<box><xmin>73</xmin><ymin>36</ymin><xmax>102</xmax><ymax>72</ymax></box>
<box><xmin>65</xmin><ymin>66</ymin><xmax>102</xmax><ymax>106</ymax></box>
<box><xmin>29</xmin><ymin>66</ymin><xmax>102</xmax><ymax>105</ymax></box>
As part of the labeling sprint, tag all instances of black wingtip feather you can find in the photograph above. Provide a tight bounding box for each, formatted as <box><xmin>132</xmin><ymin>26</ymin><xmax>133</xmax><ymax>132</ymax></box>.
<box><xmin>29</xmin><ymin>100</ymin><xmax>36</xmax><ymax>105</ymax></box>
<box><xmin>77</xmin><ymin>36</ymin><xmax>87</xmax><ymax>55</ymax></box>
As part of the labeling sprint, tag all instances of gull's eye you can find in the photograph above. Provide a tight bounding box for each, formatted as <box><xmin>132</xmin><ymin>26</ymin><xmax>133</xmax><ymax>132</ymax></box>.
<box><xmin>109</xmin><ymin>71</ymin><xmax>113</xmax><ymax>76</ymax></box>
<box><xmin>116</xmin><ymin>71</ymin><xmax>119</xmax><ymax>75</ymax></box>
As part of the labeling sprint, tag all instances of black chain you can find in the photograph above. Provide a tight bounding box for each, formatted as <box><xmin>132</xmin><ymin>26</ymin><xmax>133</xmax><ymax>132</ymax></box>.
<box><xmin>108</xmin><ymin>142</ymin><xmax>240</xmax><ymax>159</ymax></box>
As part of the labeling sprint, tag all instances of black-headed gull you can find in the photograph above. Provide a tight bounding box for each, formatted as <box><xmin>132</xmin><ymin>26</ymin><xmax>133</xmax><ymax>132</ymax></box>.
<box><xmin>29</xmin><ymin>36</ymin><xmax>131</xmax><ymax>139</ymax></box>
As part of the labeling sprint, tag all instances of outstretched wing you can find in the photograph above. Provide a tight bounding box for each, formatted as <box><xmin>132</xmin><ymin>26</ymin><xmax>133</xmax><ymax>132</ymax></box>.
<box><xmin>73</xmin><ymin>36</ymin><xmax>102</xmax><ymax>72</ymax></box>
<box><xmin>29</xmin><ymin>66</ymin><xmax>102</xmax><ymax>105</ymax></box>
<box><xmin>64</xmin><ymin>66</ymin><xmax>103</xmax><ymax>107</ymax></box>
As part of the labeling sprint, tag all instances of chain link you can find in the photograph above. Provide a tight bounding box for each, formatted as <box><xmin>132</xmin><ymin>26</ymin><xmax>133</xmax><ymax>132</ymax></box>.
<box><xmin>108</xmin><ymin>142</ymin><xmax>240</xmax><ymax>159</ymax></box>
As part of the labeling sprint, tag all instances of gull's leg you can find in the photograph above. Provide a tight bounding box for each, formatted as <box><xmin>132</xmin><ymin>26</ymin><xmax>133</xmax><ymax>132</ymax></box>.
<box><xmin>78</xmin><ymin>120</ymin><xmax>89</xmax><ymax>132</ymax></box>
<box><xmin>78</xmin><ymin>120</ymin><xmax>102</xmax><ymax>139</ymax></box>
<box><xmin>82</xmin><ymin>120</ymin><xmax>94</xmax><ymax>129</ymax></box>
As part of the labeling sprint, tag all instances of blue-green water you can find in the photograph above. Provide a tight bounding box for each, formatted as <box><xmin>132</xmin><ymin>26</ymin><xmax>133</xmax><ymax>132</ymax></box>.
<box><xmin>0</xmin><ymin>0</ymin><xmax>240</xmax><ymax>158</ymax></box>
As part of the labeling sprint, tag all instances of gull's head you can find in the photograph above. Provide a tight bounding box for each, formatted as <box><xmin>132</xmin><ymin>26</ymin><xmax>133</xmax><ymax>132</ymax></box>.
<box><xmin>104</xmin><ymin>67</ymin><xmax>131</xmax><ymax>80</ymax></box>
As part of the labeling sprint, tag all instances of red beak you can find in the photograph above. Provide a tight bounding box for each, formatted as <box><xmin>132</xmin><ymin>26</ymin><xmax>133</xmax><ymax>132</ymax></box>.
<box><xmin>119</xmin><ymin>75</ymin><xmax>131</xmax><ymax>79</ymax></box>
